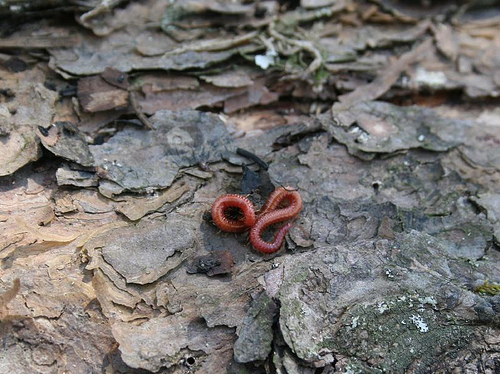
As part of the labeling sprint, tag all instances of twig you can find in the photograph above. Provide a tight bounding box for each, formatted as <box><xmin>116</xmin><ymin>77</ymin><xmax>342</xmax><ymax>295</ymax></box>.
<box><xmin>236</xmin><ymin>148</ymin><xmax>269</xmax><ymax>170</ymax></box>
<box><xmin>164</xmin><ymin>31</ymin><xmax>259</xmax><ymax>55</ymax></box>
<box><xmin>80</xmin><ymin>0</ymin><xmax>124</xmax><ymax>23</ymax></box>
<box><xmin>129</xmin><ymin>91</ymin><xmax>155</xmax><ymax>130</ymax></box>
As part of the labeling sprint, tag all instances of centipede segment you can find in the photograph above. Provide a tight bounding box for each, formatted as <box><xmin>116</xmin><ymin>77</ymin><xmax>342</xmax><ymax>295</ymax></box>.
<box><xmin>211</xmin><ymin>194</ymin><xmax>256</xmax><ymax>232</ymax></box>
<box><xmin>250</xmin><ymin>187</ymin><xmax>302</xmax><ymax>253</ymax></box>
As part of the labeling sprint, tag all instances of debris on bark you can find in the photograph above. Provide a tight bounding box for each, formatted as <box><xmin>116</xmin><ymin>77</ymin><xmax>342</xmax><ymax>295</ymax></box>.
<box><xmin>1</xmin><ymin>0</ymin><xmax>500</xmax><ymax>373</ymax></box>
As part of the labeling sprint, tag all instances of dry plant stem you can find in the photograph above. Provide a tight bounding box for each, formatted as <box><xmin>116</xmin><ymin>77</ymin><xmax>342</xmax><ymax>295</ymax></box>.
<box><xmin>268</xmin><ymin>21</ymin><xmax>323</xmax><ymax>75</ymax></box>
<box><xmin>0</xmin><ymin>36</ymin><xmax>78</xmax><ymax>48</ymax></box>
<box><xmin>129</xmin><ymin>91</ymin><xmax>155</xmax><ymax>130</ymax></box>
<box><xmin>80</xmin><ymin>0</ymin><xmax>124</xmax><ymax>23</ymax></box>
<box><xmin>258</xmin><ymin>35</ymin><xmax>275</xmax><ymax>52</ymax></box>
<box><xmin>164</xmin><ymin>31</ymin><xmax>259</xmax><ymax>55</ymax></box>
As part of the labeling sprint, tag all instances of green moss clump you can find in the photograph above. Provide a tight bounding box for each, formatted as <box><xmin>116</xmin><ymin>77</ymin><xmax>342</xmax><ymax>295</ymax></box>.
<box><xmin>474</xmin><ymin>280</ymin><xmax>500</xmax><ymax>296</ymax></box>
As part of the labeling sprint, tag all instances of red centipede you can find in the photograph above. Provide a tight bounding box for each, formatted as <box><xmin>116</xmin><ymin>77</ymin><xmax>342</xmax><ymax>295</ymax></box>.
<box><xmin>211</xmin><ymin>187</ymin><xmax>302</xmax><ymax>253</ymax></box>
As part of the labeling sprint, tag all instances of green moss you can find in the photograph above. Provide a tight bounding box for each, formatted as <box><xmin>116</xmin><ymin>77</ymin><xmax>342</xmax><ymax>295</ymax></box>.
<box><xmin>314</xmin><ymin>66</ymin><xmax>330</xmax><ymax>84</ymax></box>
<box><xmin>474</xmin><ymin>280</ymin><xmax>500</xmax><ymax>296</ymax></box>
<box><xmin>324</xmin><ymin>294</ymin><xmax>474</xmax><ymax>373</ymax></box>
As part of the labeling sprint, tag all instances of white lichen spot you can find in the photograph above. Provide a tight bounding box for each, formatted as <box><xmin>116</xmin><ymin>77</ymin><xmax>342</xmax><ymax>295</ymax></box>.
<box><xmin>415</xmin><ymin>67</ymin><xmax>448</xmax><ymax>88</ymax></box>
<box><xmin>349</xmin><ymin>126</ymin><xmax>361</xmax><ymax>134</ymax></box>
<box><xmin>418</xmin><ymin>134</ymin><xmax>425</xmax><ymax>142</ymax></box>
<box><xmin>344</xmin><ymin>365</ymin><xmax>357</xmax><ymax>374</ymax></box>
<box><xmin>315</xmin><ymin>7</ymin><xmax>333</xmax><ymax>17</ymax></box>
<box><xmin>419</xmin><ymin>296</ymin><xmax>438</xmax><ymax>310</ymax></box>
<box><xmin>255</xmin><ymin>55</ymin><xmax>273</xmax><ymax>69</ymax></box>
<box><xmin>377</xmin><ymin>302</ymin><xmax>389</xmax><ymax>314</ymax></box>
<box><xmin>410</xmin><ymin>314</ymin><xmax>429</xmax><ymax>333</ymax></box>
<box><xmin>356</xmin><ymin>132</ymin><xmax>369</xmax><ymax>144</ymax></box>
<box><xmin>351</xmin><ymin>316</ymin><xmax>360</xmax><ymax>329</ymax></box>
<box><xmin>255</xmin><ymin>47</ymin><xmax>278</xmax><ymax>70</ymax></box>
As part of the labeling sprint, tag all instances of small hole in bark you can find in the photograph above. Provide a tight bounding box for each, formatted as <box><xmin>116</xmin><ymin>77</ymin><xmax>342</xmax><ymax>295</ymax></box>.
<box><xmin>372</xmin><ymin>181</ymin><xmax>382</xmax><ymax>192</ymax></box>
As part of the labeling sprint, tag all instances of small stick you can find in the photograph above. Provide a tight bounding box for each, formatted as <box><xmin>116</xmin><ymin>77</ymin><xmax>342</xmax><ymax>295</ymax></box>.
<box><xmin>129</xmin><ymin>91</ymin><xmax>155</xmax><ymax>130</ymax></box>
<box><xmin>236</xmin><ymin>148</ymin><xmax>269</xmax><ymax>170</ymax></box>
